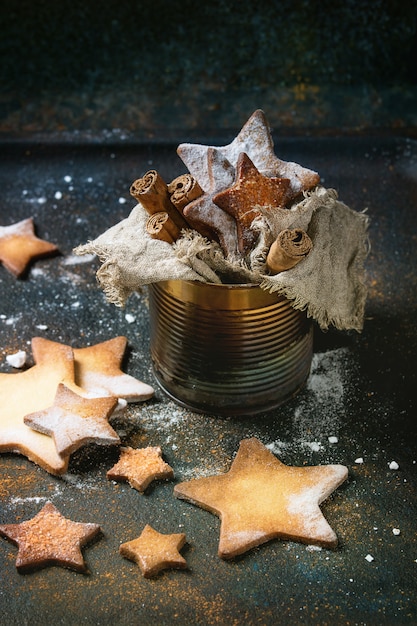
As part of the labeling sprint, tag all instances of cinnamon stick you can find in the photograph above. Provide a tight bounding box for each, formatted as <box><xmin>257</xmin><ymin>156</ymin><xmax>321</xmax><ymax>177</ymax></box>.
<box><xmin>130</xmin><ymin>170</ymin><xmax>189</xmax><ymax>231</ymax></box>
<box><xmin>146</xmin><ymin>212</ymin><xmax>180</xmax><ymax>244</ymax></box>
<box><xmin>266</xmin><ymin>228</ymin><xmax>312</xmax><ymax>274</ymax></box>
<box><xmin>168</xmin><ymin>174</ymin><xmax>203</xmax><ymax>212</ymax></box>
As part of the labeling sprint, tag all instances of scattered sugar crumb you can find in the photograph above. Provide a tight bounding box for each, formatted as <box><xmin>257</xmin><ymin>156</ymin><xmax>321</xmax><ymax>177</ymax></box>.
<box><xmin>125</xmin><ymin>313</ymin><xmax>136</xmax><ymax>324</ymax></box>
<box><xmin>306</xmin><ymin>545</ymin><xmax>322</xmax><ymax>552</ymax></box>
<box><xmin>328</xmin><ymin>436</ymin><xmax>338</xmax><ymax>444</ymax></box>
<box><xmin>355</xmin><ymin>457</ymin><xmax>364</xmax><ymax>464</ymax></box>
<box><xmin>389</xmin><ymin>461</ymin><xmax>399</xmax><ymax>470</ymax></box>
<box><xmin>266</xmin><ymin>441</ymin><xmax>289</xmax><ymax>455</ymax></box>
<box><xmin>365</xmin><ymin>554</ymin><xmax>374</xmax><ymax>562</ymax></box>
<box><xmin>392</xmin><ymin>528</ymin><xmax>401</xmax><ymax>536</ymax></box>
<box><xmin>118</xmin><ymin>197</ymin><xmax>127</xmax><ymax>204</ymax></box>
<box><xmin>302</xmin><ymin>441</ymin><xmax>323</xmax><ymax>452</ymax></box>
<box><xmin>4</xmin><ymin>315</ymin><xmax>21</xmax><ymax>326</ymax></box>
<box><xmin>35</xmin><ymin>324</ymin><xmax>48</xmax><ymax>330</ymax></box>
<box><xmin>54</xmin><ymin>191</ymin><xmax>62</xmax><ymax>200</ymax></box>
<box><xmin>87</xmin><ymin>176</ymin><xmax>93</xmax><ymax>183</ymax></box>
<box><xmin>6</xmin><ymin>350</ymin><xmax>27</xmax><ymax>368</ymax></box>
<box><xmin>64</xmin><ymin>175</ymin><xmax>72</xmax><ymax>183</ymax></box>
<box><xmin>37</xmin><ymin>197</ymin><xmax>47</xmax><ymax>204</ymax></box>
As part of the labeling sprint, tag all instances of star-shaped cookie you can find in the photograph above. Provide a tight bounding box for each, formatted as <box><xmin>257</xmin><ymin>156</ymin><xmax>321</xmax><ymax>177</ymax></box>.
<box><xmin>174</xmin><ymin>438</ymin><xmax>348</xmax><ymax>559</ymax></box>
<box><xmin>0</xmin><ymin>217</ymin><xmax>58</xmax><ymax>277</ymax></box>
<box><xmin>24</xmin><ymin>383</ymin><xmax>120</xmax><ymax>456</ymax></box>
<box><xmin>177</xmin><ymin>109</ymin><xmax>320</xmax><ymax>196</ymax></box>
<box><xmin>119</xmin><ymin>524</ymin><xmax>187</xmax><ymax>578</ymax></box>
<box><xmin>0</xmin><ymin>337</ymin><xmax>84</xmax><ymax>474</ymax></box>
<box><xmin>73</xmin><ymin>336</ymin><xmax>154</xmax><ymax>402</ymax></box>
<box><xmin>213</xmin><ymin>153</ymin><xmax>291</xmax><ymax>254</ymax></box>
<box><xmin>107</xmin><ymin>446</ymin><xmax>174</xmax><ymax>493</ymax></box>
<box><xmin>0</xmin><ymin>502</ymin><xmax>101</xmax><ymax>573</ymax></box>
<box><xmin>183</xmin><ymin>148</ymin><xmax>239</xmax><ymax>258</ymax></box>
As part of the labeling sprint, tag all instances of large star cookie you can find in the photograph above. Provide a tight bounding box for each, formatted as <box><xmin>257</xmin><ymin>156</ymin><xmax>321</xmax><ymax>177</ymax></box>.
<box><xmin>0</xmin><ymin>217</ymin><xmax>58</xmax><ymax>277</ymax></box>
<box><xmin>24</xmin><ymin>383</ymin><xmax>120</xmax><ymax>456</ymax></box>
<box><xmin>107</xmin><ymin>446</ymin><xmax>174</xmax><ymax>493</ymax></box>
<box><xmin>0</xmin><ymin>338</ymin><xmax>83</xmax><ymax>474</ymax></box>
<box><xmin>0</xmin><ymin>502</ymin><xmax>101</xmax><ymax>573</ymax></box>
<box><xmin>174</xmin><ymin>437</ymin><xmax>348</xmax><ymax>559</ymax></box>
<box><xmin>213</xmin><ymin>152</ymin><xmax>291</xmax><ymax>254</ymax></box>
<box><xmin>119</xmin><ymin>524</ymin><xmax>187</xmax><ymax>578</ymax></box>
<box><xmin>177</xmin><ymin>109</ymin><xmax>320</xmax><ymax>196</ymax></box>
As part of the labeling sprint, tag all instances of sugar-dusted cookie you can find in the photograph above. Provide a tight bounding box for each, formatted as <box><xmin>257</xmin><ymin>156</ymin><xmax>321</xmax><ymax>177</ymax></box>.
<box><xmin>24</xmin><ymin>383</ymin><xmax>120</xmax><ymax>456</ymax></box>
<box><xmin>119</xmin><ymin>524</ymin><xmax>187</xmax><ymax>578</ymax></box>
<box><xmin>0</xmin><ymin>502</ymin><xmax>101</xmax><ymax>573</ymax></box>
<box><xmin>174</xmin><ymin>437</ymin><xmax>348</xmax><ymax>559</ymax></box>
<box><xmin>0</xmin><ymin>217</ymin><xmax>58</xmax><ymax>277</ymax></box>
<box><xmin>0</xmin><ymin>338</ymin><xmax>83</xmax><ymax>474</ymax></box>
<box><xmin>107</xmin><ymin>446</ymin><xmax>173</xmax><ymax>493</ymax></box>
<box><xmin>183</xmin><ymin>148</ymin><xmax>240</xmax><ymax>258</ymax></box>
<box><xmin>177</xmin><ymin>109</ymin><xmax>320</xmax><ymax>197</ymax></box>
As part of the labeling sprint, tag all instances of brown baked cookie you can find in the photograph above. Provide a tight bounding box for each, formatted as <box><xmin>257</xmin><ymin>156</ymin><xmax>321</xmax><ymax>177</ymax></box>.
<box><xmin>0</xmin><ymin>502</ymin><xmax>101</xmax><ymax>573</ymax></box>
<box><xmin>174</xmin><ymin>437</ymin><xmax>348</xmax><ymax>559</ymax></box>
<box><xmin>119</xmin><ymin>524</ymin><xmax>187</xmax><ymax>578</ymax></box>
<box><xmin>213</xmin><ymin>153</ymin><xmax>291</xmax><ymax>255</ymax></box>
<box><xmin>0</xmin><ymin>217</ymin><xmax>58</xmax><ymax>277</ymax></box>
<box><xmin>107</xmin><ymin>446</ymin><xmax>174</xmax><ymax>493</ymax></box>
<box><xmin>183</xmin><ymin>148</ymin><xmax>240</xmax><ymax>258</ymax></box>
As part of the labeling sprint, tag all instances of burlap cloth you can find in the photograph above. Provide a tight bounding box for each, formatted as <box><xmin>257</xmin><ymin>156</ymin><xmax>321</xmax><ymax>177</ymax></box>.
<box><xmin>75</xmin><ymin>187</ymin><xmax>369</xmax><ymax>332</ymax></box>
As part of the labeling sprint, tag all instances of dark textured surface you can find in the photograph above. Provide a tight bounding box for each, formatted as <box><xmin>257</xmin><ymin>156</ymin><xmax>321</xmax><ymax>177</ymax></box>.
<box><xmin>1</xmin><ymin>1</ymin><xmax>417</xmax><ymax>135</ymax></box>
<box><xmin>0</xmin><ymin>135</ymin><xmax>416</xmax><ymax>624</ymax></box>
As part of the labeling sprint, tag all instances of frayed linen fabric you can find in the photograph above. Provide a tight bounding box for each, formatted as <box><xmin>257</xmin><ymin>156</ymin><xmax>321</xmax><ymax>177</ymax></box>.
<box><xmin>75</xmin><ymin>187</ymin><xmax>369</xmax><ymax>332</ymax></box>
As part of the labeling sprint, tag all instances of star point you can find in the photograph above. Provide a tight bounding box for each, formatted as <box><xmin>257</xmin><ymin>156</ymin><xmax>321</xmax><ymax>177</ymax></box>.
<box><xmin>174</xmin><ymin>437</ymin><xmax>348</xmax><ymax>559</ymax></box>
<box><xmin>119</xmin><ymin>524</ymin><xmax>187</xmax><ymax>578</ymax></box>
<box><xmin>73</xmin><ymin>336</ymin><xmax>154</xmax><ymax>402</ymax></box>
<box><xmin>0</xmin><ymin>502</ymin><xmax>101</xmax><ymax>573</ymax></box>
<box><xmin>0</xmin><ymin>217</ymin><xmax>58</xmax><ymax>277</ymax></box>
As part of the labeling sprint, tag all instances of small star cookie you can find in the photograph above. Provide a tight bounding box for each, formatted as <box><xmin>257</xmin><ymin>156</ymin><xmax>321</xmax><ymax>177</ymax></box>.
<box><xmin>174</xmin><ymin>437</ymin><xmax>348</xmax><ymax>559</ymax></box>
<box><xmin>119</xmin><ymin>524</ymin><xmax>187</xmax><ymax>578</ymax></box>
<box><xmin>213</xmin><ymin>152</ymin><xmax>291</xmax><ymax>254</ymax></box>
<box><xmin>107</xmin><ymin>446</ymin><xmax>174</xmax><ymax>493</ymax></box>
<box><xmin>24</xmin><ymin>383</ymin><xmax>120</xmax><ymax>456</ymax></box>
<box><xmin>0</xmin><ymin>217</ymin><xmax>58</xmax><ymax>277</ymax></box>
<box><xmin>0</xmin><ymin>502</ymin><xmax>101</xmax><ymax>573</ymax></box>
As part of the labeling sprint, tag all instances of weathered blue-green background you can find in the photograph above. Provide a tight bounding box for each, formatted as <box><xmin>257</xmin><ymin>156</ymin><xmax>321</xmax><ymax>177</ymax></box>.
<box><xmin>1</xmin><ymin>0</ymin><xmax>416</xmax><ymax>135</ymax></box>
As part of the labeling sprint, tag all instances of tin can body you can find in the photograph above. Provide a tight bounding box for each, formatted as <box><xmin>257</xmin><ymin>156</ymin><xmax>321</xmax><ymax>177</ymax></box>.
<box><xmin>148</xmin><ymin>280</ymin><xmax>313</xmax><ymax>416</ymax></box>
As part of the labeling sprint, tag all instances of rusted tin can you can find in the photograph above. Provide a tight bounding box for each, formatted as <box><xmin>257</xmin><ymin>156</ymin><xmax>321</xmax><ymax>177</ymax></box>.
<box><xmin>148</xmin><ymin>280</ymin><xmax>313</xmax><ymax>416</ymax></box>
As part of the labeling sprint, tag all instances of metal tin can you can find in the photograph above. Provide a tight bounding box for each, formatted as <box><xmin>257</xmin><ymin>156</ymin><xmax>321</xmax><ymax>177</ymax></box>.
<box><xmin>148</xmin><ymin>280</ymin><xmax>313</xmax><ymax>416</ymax></box>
